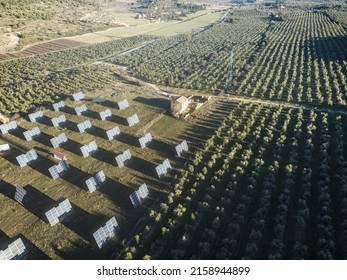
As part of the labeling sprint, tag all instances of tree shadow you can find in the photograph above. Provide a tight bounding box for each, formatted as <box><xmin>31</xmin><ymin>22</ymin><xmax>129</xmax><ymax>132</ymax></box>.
<box><xmin>92</xmin><ymin>147</ymin><xmax>116</xmax><ymax>165</ymax></box>
<box><xmin>308</xmin><ymin>35</ymin><xmax>347</xmax><ymax>62</ymax></box>
<box><xmin>133</xmin><ymin>96</ymin><xmax>170</xmax><ymax>110</ymax></box>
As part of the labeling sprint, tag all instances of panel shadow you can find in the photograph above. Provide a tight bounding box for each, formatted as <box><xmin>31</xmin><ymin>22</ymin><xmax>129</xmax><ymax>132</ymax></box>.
<box><xmin>83</xmin><ymin>109</ymin><xmax>100</xmax><ymax>120</ymax></box>
<box><xmin>9</xmin><ymin>126</ymin><xmax>26</xmax><ymax>140</ymax></box>
<box><xmin>109</xmin><ymin>114</ymin><xmax>128</xmax><ymax>126</ymax></box>
<box><xmin>60</xmin><ymin>138</ymin><xmax>82</xmax><ymax>156</ymax></box>
<box><xmin>92</xmin><ymin>147</ymin><xmax>116</xmax><ymax>166</ymax></box>
<box><xmin>87</xmin><ymin>125</ymin><xmax>107</xmax><ymax>140</ymax></box>
<box><xmin>126</xmin><ymin>156</ymin><xmax>158</xmax><ymax>178</ymax></box>
<box><xmin>60</xmin><ymin>165</ymin><xmax>92</xmax><ymax>191</ymax></box>
<box><xmin>18</xmin><ymin>235</ymin><xmax>51</xmax><ymax>260</ymax></box>
<box><xmin>147</xmin><ymin>139</ymin><xmax>175</xmax><ymax>156</ymax></box>
<box><xmin>117</xmin><ymin>132</ymin><xmax>139</xmax><ymax>147</ymax></box>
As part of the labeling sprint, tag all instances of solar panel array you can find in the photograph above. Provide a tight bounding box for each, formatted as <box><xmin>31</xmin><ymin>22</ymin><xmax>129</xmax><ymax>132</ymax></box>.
<box><xmin>28</xmin><ymin>111</ymin><xmax>44</xmax><ymax>122</ymax></box>
<box><xmin>23</xmin><ymin>127</ymin><xmax>41</xmax><ymax>141</ymax></box>
<box><xmin>80</xmin><ymin>141</ymin><xmax>98</xmax><ymax>158</ymax></box>
<box><xmin>99</xmin><ymin>109</ymin><xmax>112</xmax><ymax>121</ymax></box>
<box><xmin>51</xmin><ymin>115</ymin><xmax>66</xmax><ymax>127</ymax></box>
<box><xmin>106</xmin><ymin>126</ymin><xmax>120</xmax><ymax>140</ymax></box>
<box><xmin>115</xmin><ymin>149</ymin><xmax>132</xmax><ymax>167</ymax></box>
<box><xmin>85</xmin><ymin>171</ymin><xmax>106</xmax><ymax>193</ymax></box>
<box><xmin>0</xmin><ymin>121</ymin><xmax>18</xmax><ymax>134</ymax></box>
<box><xmin>16</xmin><ymin>149</ymin><xmax>38</xmax><ymax>168</ymax></box>
<box><xmin>77</xmin><ymin>119</ymin><xmax>92</xmax><ymax>133</ymax></box>
<box><xmin>45</xmin><ymin>199</ymin><xmax>72</xmax><ymax>226</ymax></box>
<box><xmin>129</xmin><ymin>183</ymin><xmax>149</xmax><ymax>208</ymax></box>
<box><xmin>175</xmin><ymin>140</ymin><xmax>189</xmax><ymax>157</ymax></box>
<box><xmin>48</xmin><ymin>160</ymin><xmax>69</xmax><ymax>180</ymax></box>
<box><xmin>72</xmin><ymin>91</ymin><xmax>85</xmax><ymax>101</ymax></box>
<box><xmin>0</xmin><ymin>238</ymin><xmax>26</xmax><ymax>260</ymax></box>
<box><xmin>93</xmin><ymin>217</ymin><xmax>120</xmax><ymax>249</ymax></box>
<box><xmin>117</xmin><ymin>99</ymin><xmax>129</xmax><ymax>110</ymax></box>
<box><xmin>50</xmin><ymin>133</ymin><xmax>68</xmax><ymax>148</ymax></box>
<box><xmin>155</xmin><ymin>159</ymin><xmax>172</xmax><ymax>178</ymax></box>
<box><xmin>52</xmin><ymin>101</ymin><xmax>65</xmax><ymax>112</ymax></box>
<box><xmin>75</xmin><ymin>104</ymin><xmax>88</xmax><ymax>116</ymax></box>
<box><xmin>138</xmin><ymin>133</ymin><xmax>152</xmax><ymax>148</ymax></box>
<box><xmin>14</xmin><ymin>186</ymin><xmax>27</xmax><ymax>205</ymax></box>
<box><xmin>0</xmin><ymin>144</ymin><xmax>10</xmax><ymax>152</ymax></box>
<box><xmin>127</xmin><ymin>114</ymin><xmax>139</xmax><ymax>127</ymax></box>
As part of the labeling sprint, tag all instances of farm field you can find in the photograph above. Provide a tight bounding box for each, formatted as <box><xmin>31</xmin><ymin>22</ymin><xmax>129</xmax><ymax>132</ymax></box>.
<box><xmin>0</xmin><ymin>90</ymin><xmax>199</xmax><ymax>259</ymax></box>
<box><xmin>71</xmin><ymin>11</ymin><xmax>223</xmax><ymax>44</ymax></box>
<box><xmin>132</xmin><ymin>100</ymin><xmax>347</xmax><ymax>260</ymax></box>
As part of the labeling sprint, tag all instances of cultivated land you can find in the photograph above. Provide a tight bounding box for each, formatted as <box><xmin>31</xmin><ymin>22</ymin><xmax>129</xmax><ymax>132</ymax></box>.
<box><xmin>1</xmin><ymin>2</ymin><xmax>347</xmax><ymax>260</ymax></box>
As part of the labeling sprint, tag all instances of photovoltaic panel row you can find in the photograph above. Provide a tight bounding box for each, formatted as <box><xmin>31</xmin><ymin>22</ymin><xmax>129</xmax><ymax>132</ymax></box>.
<box><xmin>16</xmin><ymin>149</ymin><xmax>38</xmax><ymax>168</ymax></box>
<box><xmin>155</xmin><ymin>159</ymin><xmax>172</xmax><ymax>178</ymax></box>
<box><xmin>14</xmin><ymin>186</ymin><xmax>27</xmax><ymax>205</ymax></box>
<box><xmin>77</xmin><ymin>119</ymin><xmax>92</xmax><ymax>133</ymax></box>
<box><xmin>0</xmin><ymin>143</ymin><xmax>10</xmax><ymax>152</ymax></box>
<box><xmin>175</xmin><ymin>140</ymin><xmax>189</xmax><ymax>157</ymax></box>
<box><xmin>80</xmin><ymin>141</ymin><xmax>98</xmax><ymax>158</ymax></box>
<box><xmin>99</xmin><ymin>109</ymin><xmax>112</xmax><ymax>121</ymax></box>
<box><xmin>117</xmin><ymin>99</ymin><xmax>129</xmax><ymax>110</ymax></box>
<box><xmin>72</xmin><ymin>91</ymin><xmax>85</xmax><ymax>101</ymax></box>
<box><xmin>50</xmin><ymin>133</ymin><xmax>68</xmax><ymax>148</ymax></box>
<box><xmin>75</xmin><ymin>104</ymin><xmax>88</xmax><ymax>116</ymax></box>
<box><xmin>129</xmin><ymin>183</ymin><xmax>149</xmax><ymax>208</ymax></box>
<box><xmin>138</xmin><ymin>133</ymin><xmax>152</xmax><ymax>148</ymax></box>
<box><xmin>93</xmin><ymin>217</ymin><xmax>120</xmax><ymax>249</ymax></box>
<box><xmin>85</xmin><ymin>170</ymin><xmax>106</xmax><ymax>193</ymax></box>
<box><xmin>51</xmin><ymin>115</ymin><xmax>66</xmax><ymax>127</ymax></box>
<box><xmin>106</xmin><ymin>126</ymin><xmax>120</xmax><ymax>140</ymax></box>
<box><xmin>52</xmin><ymin>101</ymin><xmax>65</xmax><ymax>112</ymax></box>
<box><xmin>115</xmin><ymin>149</ymin><xmax>132</xmax><ymax>167</ymax></box>
<box><xmin>23</xmin><ymin>127</ymin><xmax>41</xmax><ymax>141</ymax></box>
<box><xmin>48</xmin><ymin>160</ymin><xmax>69</xmax><ymax>180</ymax></box>
<box><xmin>28</xmin><ymin>111</ymin><xmax>44</xmax><ymax>122</ymax></box>
<box><xmin>127</xmin><ymin>114</ymin><xmax>139</xmax><ymax>127</ymax></box>
<box><xmin>0</xmin><ymin>238</ymin><xmax>27</xmax><ymax>260</ymax></box>
<box><xmin>45</xmin><ymin>199</ymin><xmax>72</xmax><ymax>226</ymax></box>
<box><xmin>0</xmin><ymin>121</ymin><xmax>18</xmax><ymax>134</ymax></box>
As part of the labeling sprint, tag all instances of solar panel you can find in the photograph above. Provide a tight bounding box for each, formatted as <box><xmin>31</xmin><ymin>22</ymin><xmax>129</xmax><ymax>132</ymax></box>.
<box><xmin>175</xmin><ymin>140</ymin><xmax>189</xmax><ymax>157</ymax></box>
<box><xmin>50</xmin><ymin>133</ymin><xmax>68</xmax><ymax>148</ymax></box>
<box><xmin>117</xmin><ymin>99</ymin><xmax>129</xmax><ymax>110</ymax></box>
<box><xmin>77</xmin><ymin>119</ymin><xmax>92</xmax><ymax>133</ymax></box>
<box><xmin>45</xmin><ymin>199</ymin><xmax>72</xmax><ymax>226</ymax></box>
<box><xmin>74</xmin><ymin>104</ymin><xmax>88</xmax><ymax>116</ymax></box>
<box><xmin>126</xmin><ymin>114</ymin><xmax>139</xmax><ymax>127</ymax></box>
<box><xmin>0</xmin><ymin>144</ymin><xmax>10</xmax><ymax>152</ymax></box>
<box><xmin>138</xmin><ymin>133</ymin><xmax>152</xmax><ymax>148</ymax></box>
<box><xmin>28</xmin><ymin>111</ymin><xmax>44</xmax><ymax>122</ymax></box>
<box><xmin>48</xmin><ymin>160</ymin><xmax>69</xmax><ymax>180</ymax></box>
<box><xmin>52</xmin><ymin>101</ymin><xmax>65</xmax><ymax>112</ymax></box>
<box><xmin>115</xmin><ymin>149</ymin><xmax>132</xmax><ymax>167</ymax></box>
<box><xmin>23</xmin><ymin>127</ymin><xmax>41</xmax><ymax>141</ymax></box>
<box><xmin>99</xmin><ymin>109</ymin><xmax>112</xmax><ymax>121</ymax></box>
<box><xmin>0</xmin><ymin>121</ymin><xmax>18</xmax><ymax>134</ymax></box>
<box><xmin>0</xmin><ymin>238</ymin><xmax>27</xmax><ymax>260</ymax></box>
<box><xmin>106</xmin><ymin>126</ymin><xmax>120</xmax><ymax>140</ymax></box>
<box><xmin>16</xmin><ymin>149</ymin><xmax>38</xmax><ymax>168</ymax></box>
<box><xmin>155</xmin><ymin>159</ymin><xmax>172</xmax><ymax>178</ymax></box>
<box><xmin>85</xmin><ymin>171</ymin><xmax>106</xmax><ymax>193</ymax></box>
<box><xmin>129</xmin><ymin>183</ymin><xmax>149</xmax><ymax>208</ymax></box>
<box><xmin>72</xmin><ymin>91</ymin><xmax>85</xmax><ymax>101</ymax></box>
<box><xmin>80</xmin><ymin>141</ymin><xmax>98</xmax><ymax>158</ymax></box>
<box><xmin>93</xmin><ymin>217</ymin><xmax>120</xmax><ymax>249</ymax></box>
<box><xmin>51</xmin><ymin>115</ymin><xmax>66</xmax><ymax>127</ymax></box>
<box><xmin>14</xmin><ymin>186</ymin><xmax>27</xmax><ymax>205</ymax></box>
